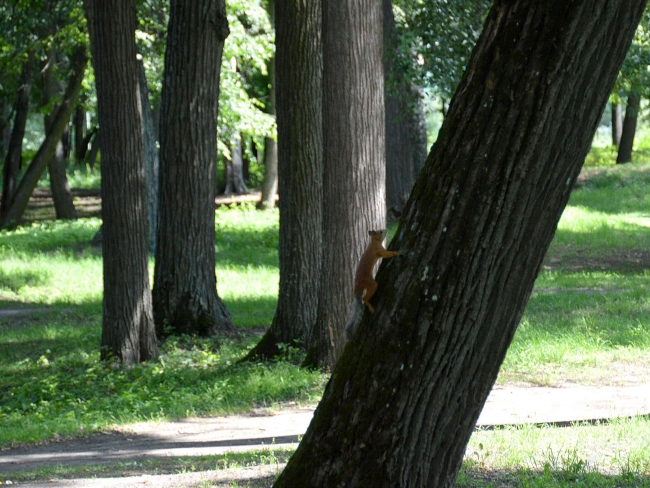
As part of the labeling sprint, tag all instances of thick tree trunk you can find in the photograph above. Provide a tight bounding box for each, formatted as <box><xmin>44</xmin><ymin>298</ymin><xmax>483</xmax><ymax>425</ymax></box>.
<box><xmin>153</xmin><ymin>0</ymin><xmax>234</xmax><ymax>338</ymax></box>
<box><xmin>274</xmin><ymin>1</ymin><xmax>646</xmax><ymax>486</ymax></box>
<box><xmin>87</xmin><ymin>0</ymin><xmax>158</xmax><ymax>363</ymax></box>
<box><xmin>1</xmin><ymin>55</ymin><xmax>34</xmax><ymax>219</ymax></box>
<box><xmin>611</xmin><ymin>101</ymin><xmax>623</xmax><ymax>146</ymax></box>
<box><xmin>137</xmin><ymin>56</ymin><xmax>159</xmax><ymax>253</ymax></box>
<box><xmin>221</xmin><ymin>135</ymin><xmax>249</xmax><ymax>195</ymax></box>
<box><xmin>245</xmin><ymin>0</ymin><xmax>323</xmax><ymax>361</ymax></box>
<box><xmin>43</xmin><ymin>50</ymin><xmax>78</xmax><ymax>221</ymax></box>
<box><xmin>0</xmin><ymin>50</ymin><xmax>85</xmax><ymax>229</ymax></box>
<box><xmin>616</xmin><ymin>89</ymin><xmax>640</xmax><ymax>164</ymax></box>
<box><xmin>309</xmin><ymin>0</ymin><xmax>386</xmax><ymax>367</ymax></box>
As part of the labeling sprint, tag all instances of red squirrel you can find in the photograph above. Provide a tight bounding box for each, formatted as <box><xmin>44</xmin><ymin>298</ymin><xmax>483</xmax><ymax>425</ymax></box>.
<box><xmin>345</xmin><ymin>229</ymin><xmax>400</xmax><ymax>339</ymax></box>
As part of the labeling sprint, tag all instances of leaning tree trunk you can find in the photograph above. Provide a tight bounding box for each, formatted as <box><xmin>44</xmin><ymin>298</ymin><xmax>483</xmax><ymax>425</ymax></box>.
<box><xmin>275</xmin><ymin>1</ymin><xmax>646</xmax><ymax>486</ymax></box>
<box><xmin>153</xmin><ymin>0</ymin><xmax>234</xmax><ymax>338</ymax></box>
<box><xmin>309</xmin><ymin>0</ymin><xmax>386</xmax><ymax>368</ymax></box>
<box><xmin>0</xmin><ymin>50</ymin><xmax>86</xmax><ymax>229</ymax></box>
<box><xmin>616</xmin><ymin>89</ymin><xmax>640</xmax><ymax>164</ymax></box>
<box><xmin>87</xmin><ymin>0</ymin><xmax>158</xmax><ymax>363</ymax></box>
<box><xmin>1</xmin><ymin>54</ymin><xmax>34</xmax><ymax>219</ymax></box>
<box><xmin>43</xmin><ymin>48</ymin><xmax>78</xmax><ymax>220</ymax></box>
<box><xmin>245</xmin><ymin>0</ymin><xmax>323</xmax><ymax>361</ymax></box>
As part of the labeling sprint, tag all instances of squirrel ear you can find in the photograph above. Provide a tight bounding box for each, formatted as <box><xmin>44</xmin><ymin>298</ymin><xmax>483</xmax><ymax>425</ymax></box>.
<box><xmin>368</xmin><ymin>230</ymin><xmax>373</xmax><ymax>236</ymax></box>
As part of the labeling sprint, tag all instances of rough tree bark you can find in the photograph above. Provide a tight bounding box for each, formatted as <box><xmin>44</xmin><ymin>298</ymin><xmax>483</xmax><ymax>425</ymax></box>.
<box><xmin>43</xmin><ymin>48</ymin><xmax>77</xmax><ymax>220</ymax></box>
<box><xmin>137</xmin><ymin>56</ymin><xmax>159</xmax><ymax>253</ymax></box>
<box><xmin>153</xmin><ymin>0</ymin><xmax>234</xmax><ymax>338</ymax></box>
<box><xmin>87</xmin><ymin>0</ymin><xmax>158</xmax><ymax>363</ymax></box>
<box><xmin>309</xmin><ymin>0</ymin><xmax>386</xmax><ymax>367</ymax></box>
<box><xmin>616</xmin><ymin>88</ymin><xmax>640</xmax><ymax>164</ymax></box>
<box><xmin>0</xmin><ymin>50</ymin><xmax>86</xmax><ymax>229</ymax></box>
<box><xmin>1</xmin><ymin>54</ymin><xmax>34</xmax><ymax>219</ymax></box>
<box><xmin>244</xmin><ymin>0</ymin><xmax>323</xmax><ymax>360</ymax></box>
<box><xmin>274</xmin><ymin>1</ymin><xmax>646</xmax><ymax>486</ymax></box>
<box><xmin>611</xmin><ymin>101</ymin><xmax>623</xmax><ymax>146</ymax></box>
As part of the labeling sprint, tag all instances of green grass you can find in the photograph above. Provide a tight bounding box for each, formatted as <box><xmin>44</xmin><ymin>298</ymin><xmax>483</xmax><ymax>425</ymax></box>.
<box><xmin>460</xmin><ymin>416</ymin><xmax>650</xmax><ymax>487</ymax></box>
<box><xmin>2</xmin><ymin>149</ymin><xmax>650</xmax><ymax>484</ymax></box>
<box><xmin>0</xmin><ymin>206</ymin><xmax>326</xmax><ymax>447</ymax></box>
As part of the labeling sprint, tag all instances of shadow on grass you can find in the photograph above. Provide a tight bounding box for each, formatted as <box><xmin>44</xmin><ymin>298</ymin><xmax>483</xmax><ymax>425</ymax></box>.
<box><xmin>215</xmin><ymin>224</ymin><xmax>278</xmax><ymax>269</ymax></box>
<box><xmin>0</xmin><ymin>268</ymin><xmax>52</xmax><ymax>292</ymax></box>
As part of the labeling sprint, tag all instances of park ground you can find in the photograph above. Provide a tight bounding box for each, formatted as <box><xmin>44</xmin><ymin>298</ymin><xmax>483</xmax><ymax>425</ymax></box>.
<box><xmin>2</xmin><ymin>158</ymin><xmax>650</xmax><ymax>486</ymax></box>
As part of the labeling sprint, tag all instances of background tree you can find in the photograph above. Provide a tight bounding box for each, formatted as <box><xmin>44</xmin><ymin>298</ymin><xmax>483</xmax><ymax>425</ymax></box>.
<box><xmin>383</xmin><ymin>0</ymin><xmax>427</xmax><ymax>219</ymax></box>
<box><xmin>153</xmin><ymin>0</ymin><xmax>235</xmax><ymax>338</ymax></box>
<box><xmin>614</xmin><ymin>7</ymin><xmax>650</xmax><ymax>163</ymax></box>
<box><xmin>41</xmin><ymin>48</ymin><xmax>78</xmax><ymax>220</ymax></box>
<box><xmin>257</xmin><ymin>0</ymin><xmax>278</xmax><ymax>211</ymax></box>
<box><xmin>0</xmin><ymin>54</ymin><xmax>34</xmax><ymax>219</ymax></box>
<box><xmin>0</xmin><ymin>50</ymin><xmax>86</xmax><ymax>229</ymax></box>
<box><xmin>275</xmin><ymin>0</ymin><xmax>646</xmax><ymax>485</ymax></box>
<box><xmin>86</xmin><ymin>0</ymin><xmax>158</xmax><ymax>363</ymax></box>
<box><xmin>245</xmin><ymin>0</ymin><xmax>323</xmax><ymax>360</ymax></box>
<box><xmin>309</xmin><ymin>0</ymin><xmax>386</xmax><ymax>367</ymax></box>
<box><xmin>217</xmin><ymin>0</ymin><xmax>275</xmax><ymax>193</ymax></box>
<box><xmin>395</xmin><ymin>0</ymin><xmax>490</xmax><ymax>103</ymax></box>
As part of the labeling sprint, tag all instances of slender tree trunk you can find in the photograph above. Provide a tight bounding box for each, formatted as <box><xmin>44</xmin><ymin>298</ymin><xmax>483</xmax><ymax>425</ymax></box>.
<box><xmin>48</xmin><ymin>124</ymin><xmax>78</xmax><ymax>220</ymax></box>
<box><xmin>87</xmin><ymin>130</ymin><xmax>100</xmax><ymax>166</ymax></box>
<box><xmin>1</xmin><ymin>54</ymin><xmax>34</xmax><ymax>219</ymax></box>
<box><xmin>258</xmin><ymin>136</ymin><xmax>278</xmax><ymax>209</ymax></box>
<box><xmin>221</xmin><ymin>134</ymin><xmax>249</xmax><ymax>195</ymax></box>
<box><xmin>258</xmin><ymin>54</ymin><xmax>278</xmax><ymax>209</ymax></box>
<box><xmin>43</xmin><ymin>48</ymin><xmax>77</xmax><ymax>220</ymax></box>
<box><xmin>245</xmin><ymin>0</ymin><xmax>323</xmax><ymax>361</ymax></box>
<box><xmin>616</xmin><ymin>89</ymin><xmax>640</xmax><ymax>164</ymax></box>
<box><xmin>137</xmin><ymin>56</ymin><xmax>159</xmax><ymax>253</ymax></box>
<box><xmin>611</xmin><ymin>101</ymin><xmax>623</xmax><ymax>146</ymax></box>
<box><xmin>153</xmin><ymin>0</ymin><xmax>234</xmax><ymax>338</ymax></box>
<box><xmin>86</xmin><ymin>0</ymin><xmax>158</xmax><ymax>363</ymax></box>
<box><xmin>0</xmin><ymin>102</ymin><xmax>12</xmax><ymax>160</ymax></box>
<box><xmin>0</xmin><ymin>50</ymin><xmax>86</xmax><ymax>229</ymax></box>
<box><xmin>73</xmin><ymin>105</ymin><xmax>86</xmax><ymax>161</ymax></box>
<box><xmin>409</xmin><ymin>84</ymin><xmax>428</xmax><ymax>177</ymax></box>
<box><xmin>274</xmin><ymin>1</ymin><xmax>646</xmax><ymax>486</ymax></box>
<box><xmin>310</xmin><ymin>0</ymin><xmax>386</xmax><ymax>367</ymax></box>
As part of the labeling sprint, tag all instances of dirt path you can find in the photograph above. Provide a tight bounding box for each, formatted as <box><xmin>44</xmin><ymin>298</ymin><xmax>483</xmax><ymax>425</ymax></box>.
<box><xmin>2</xmin><ymin>382</ymin><xmax>649</xmax><ymax>486</ymax></box>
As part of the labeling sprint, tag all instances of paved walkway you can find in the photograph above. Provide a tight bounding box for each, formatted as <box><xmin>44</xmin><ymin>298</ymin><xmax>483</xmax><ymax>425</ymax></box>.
<box><xmin>2</xmin><ymin>382</ymin><xmax>649</xmax><ymax>480</ymax></box>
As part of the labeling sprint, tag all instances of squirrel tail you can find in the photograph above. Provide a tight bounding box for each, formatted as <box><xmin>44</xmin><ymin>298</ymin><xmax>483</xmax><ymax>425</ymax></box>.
<box><xmin>344</xmin><ymin>297</ymin><xmax>364</xmax><ymax>341</ymax></box>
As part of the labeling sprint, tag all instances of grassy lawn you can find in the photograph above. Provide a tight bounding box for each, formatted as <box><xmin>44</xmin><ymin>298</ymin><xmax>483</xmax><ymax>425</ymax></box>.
<box><xmin>2</xmin><ymin>154</ymin><xmax>650</xmax><ymax>485</ymax></box>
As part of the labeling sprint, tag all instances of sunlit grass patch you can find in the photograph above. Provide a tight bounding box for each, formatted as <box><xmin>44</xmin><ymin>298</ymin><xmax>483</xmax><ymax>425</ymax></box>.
<box><xmin>460</xmin><ymin>417</ymin><xmax>650</xmax><ymax>486</ymax></box>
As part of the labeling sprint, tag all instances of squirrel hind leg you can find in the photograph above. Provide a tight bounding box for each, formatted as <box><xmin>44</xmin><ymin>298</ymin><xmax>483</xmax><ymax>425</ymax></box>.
<box><xmin>362</xmin><ymin>282</ymin><xmax>378</xmax><ymax>313</ymax></box>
